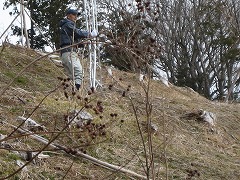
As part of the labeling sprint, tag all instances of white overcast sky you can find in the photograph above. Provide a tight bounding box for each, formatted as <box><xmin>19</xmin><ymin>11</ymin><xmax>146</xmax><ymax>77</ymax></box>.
<box><xmin>0</xmin><ymin>0</ymin><xmax>31</xmax><ymax>45</ymax></box>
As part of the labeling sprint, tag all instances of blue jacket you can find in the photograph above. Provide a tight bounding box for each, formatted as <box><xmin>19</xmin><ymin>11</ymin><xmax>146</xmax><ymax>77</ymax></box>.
<box><xmin>59</xmin><ymin>18</ymin><xmax>89</xmax><ymax>53</ymax></box>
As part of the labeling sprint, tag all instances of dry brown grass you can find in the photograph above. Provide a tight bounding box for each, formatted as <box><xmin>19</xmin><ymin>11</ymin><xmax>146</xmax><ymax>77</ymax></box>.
<box><xmin>0</xmin><ymin>45</ymin><xmax>239</xmax><ymax>179</ymax></box>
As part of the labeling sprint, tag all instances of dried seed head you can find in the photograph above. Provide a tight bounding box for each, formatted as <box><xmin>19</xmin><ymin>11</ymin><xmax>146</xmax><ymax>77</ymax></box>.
<box><xmin>110</xmin><ymin>113</ymin><xmax>114</xmax><ymax>117</ymax></box>
<box><xmin>64</xmin><ymin>114</ymin><xmax>68</xmax><ymax>121</ymax></box>
<box><xmin>97</xmin><ymin>101</ymin><xmax>102</xmax><ymax>105</ymax></box>
<box><xmin>57</xmin><ymin>77</ymin><xmax>63</xmax><ymax>81</ymax></box>
<box><xmin>71</xmin><ymin>149</ymin><xmax>77</xmax><ymax>155</ymax></box>
<box><xmin>145</xmin><ymin>2</ymin><xmax>150</xmax><ymax>7</ymax></box>
<box><xmin>88</xmin><ymin>104</ymin><xmax>93</xmax><ymax>108</ymax></box>
<box><xmin>65</xmin><ymin>148</ymin><xmax>71</xmax><ymax>154</ymax></box>
<box><xmin>101</xmin><ymin>131</ymin><xmax>106</xmax><ymax>136</ymax></box>
<box><xmin>92</xmin><ymin>132</ymin><xmax>97</xmax><ymax>136</ymax></box>
<box><xmin>108</xmin><ymin>84</ymin><xmax>113</xmax><ymax>90</ymax></box>
<box><xmin>90</xmin><ymin>87</ymin><xmax>95</xmax><ymax>93</ymax></box>
<box><xmin>150</xmin><ymin>37</ymin><xmax>155</xmax><ymax>43</ymax></box>
<box><xmin>85</xmin><ymin>104</ymin><xmax>90</xmax><ymax>109</ymax></box>
<box><xmin>98</xmin><ymin>106</ymin><xmax>103</xmax><ymax>113</ymax></box>
<box><xmin>64</xmin><ymin>91</ymin><xmax>68</xmax><ymax>99</ymax></box>
<box><xmin>87</xmin><ymin>91</ymin><xmax>92</xmax><ymax>95</ymax></box>
<box><xmin>138</xmin><ymin>6</ymin><xmax>144</xmax><ymax>12</ymax></box>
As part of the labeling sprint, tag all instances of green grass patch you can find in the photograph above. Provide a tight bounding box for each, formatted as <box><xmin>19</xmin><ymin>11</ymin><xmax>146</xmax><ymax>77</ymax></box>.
<box><xmin>7</xmin><ymin>153</ymin><xmax>20</xmax><ymax>161</ymax></box>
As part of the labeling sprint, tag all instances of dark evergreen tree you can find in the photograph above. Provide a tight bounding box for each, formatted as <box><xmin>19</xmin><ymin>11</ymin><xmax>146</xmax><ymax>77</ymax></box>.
<box><xmin>4</xmin><ymin>0</ymin><xmax>78</xmax><ymax>50</ymax></box>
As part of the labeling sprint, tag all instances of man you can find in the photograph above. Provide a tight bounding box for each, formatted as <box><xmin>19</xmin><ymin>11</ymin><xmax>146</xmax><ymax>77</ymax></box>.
<box><xmin>59</xmin><ymin>9</ymin><xmax>97</xmax><ymax>91</ymax></box>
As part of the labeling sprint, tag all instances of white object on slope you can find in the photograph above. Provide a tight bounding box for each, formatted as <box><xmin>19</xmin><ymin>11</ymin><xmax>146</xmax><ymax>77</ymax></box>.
<box><xmin>159</xmin><ymin>76</ymin><xmax>169</xmax><ymax>87</ymax></box>
<box><xmin>107</xmin><ymin>67</ymin><xmax>112</xmax><ymax>76</ymax></box>
<box><xmin>200</xmin><ymin>110</ymin><xmax>216</xmax><ymax>126</ymax></box>
<box><xmin>69</xmin><ymin>110</ymin><xmax>93</xmax><ymax>127</ymax></box>
<box><xmin>139</xmin><ymin>74</ymin><xmax>144</xmax><ymax>81</ymax></box>
<box><xmin>16</xmin><ymin>116</ymin><xmax>46</xmax><ymax>130</ymax></box>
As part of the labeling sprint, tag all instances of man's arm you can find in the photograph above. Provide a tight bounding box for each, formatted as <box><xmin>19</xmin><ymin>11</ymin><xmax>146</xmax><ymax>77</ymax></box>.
<box><xmin>65</xmin><ymin>21</ymin><xmax>89</xmax><ymax>39</ymax></box>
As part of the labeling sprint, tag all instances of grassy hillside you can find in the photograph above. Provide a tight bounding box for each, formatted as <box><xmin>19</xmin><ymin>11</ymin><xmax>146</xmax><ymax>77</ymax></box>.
<box><xmin>0</xmin><ymin>44</ymin><xmax>239</xmax><ymax>180</ymax></box>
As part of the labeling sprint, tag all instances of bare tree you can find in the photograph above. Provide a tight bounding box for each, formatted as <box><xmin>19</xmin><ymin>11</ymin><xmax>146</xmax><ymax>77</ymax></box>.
<box><xmin>97</xmin><ymin>0</ymin><xmax>240</xmax><ymax>100</ymax></box>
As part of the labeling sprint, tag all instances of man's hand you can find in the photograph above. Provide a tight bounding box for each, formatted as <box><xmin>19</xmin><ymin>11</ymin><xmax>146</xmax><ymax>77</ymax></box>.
<box><xmin>90</xmin><ymin>29</ymin><xmax>98</xmax><ymax>37</ymax></box>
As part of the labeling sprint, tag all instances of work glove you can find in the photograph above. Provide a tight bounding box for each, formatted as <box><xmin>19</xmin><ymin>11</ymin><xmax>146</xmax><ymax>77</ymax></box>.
<box><xmin>90</xmin><ymin>29</ymin><xmax>98</xmax><ymax>37</ymax></box>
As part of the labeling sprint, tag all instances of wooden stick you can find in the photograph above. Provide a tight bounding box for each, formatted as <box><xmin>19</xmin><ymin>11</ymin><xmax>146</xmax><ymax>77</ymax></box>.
<box><xmin>2</xmin><ymin>121</ymin><xmax>148</xmax><ymax>180</ymax></box>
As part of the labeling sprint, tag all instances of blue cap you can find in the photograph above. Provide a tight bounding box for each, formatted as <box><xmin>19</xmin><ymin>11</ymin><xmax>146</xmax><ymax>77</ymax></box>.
<box><xmin>66</xmin><ymin>9</ymin><xmax>80</xmax><ymax>16</ymax></box>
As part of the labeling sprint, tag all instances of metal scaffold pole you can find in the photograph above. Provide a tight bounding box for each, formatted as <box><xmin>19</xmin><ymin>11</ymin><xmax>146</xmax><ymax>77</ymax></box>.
<box><xmin>20</xmin><ymin>0</ymin><xmax>30</xmax><ymax>48</ymax></box>
<box><xmin>84</xmin><ymin>0</ymin><xmax>101</xmax><ymax>89</ymax></box>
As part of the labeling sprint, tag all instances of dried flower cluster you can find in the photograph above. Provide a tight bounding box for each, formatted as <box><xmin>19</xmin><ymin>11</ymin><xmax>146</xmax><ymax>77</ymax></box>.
<box><xmin>186</xmin><ymin>169</ymin><xmax>200</xmax><ymax>179</ymax></box>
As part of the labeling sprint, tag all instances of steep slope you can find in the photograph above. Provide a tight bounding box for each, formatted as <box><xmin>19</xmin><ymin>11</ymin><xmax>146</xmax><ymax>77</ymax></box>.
<box><xmin>0</xmin><ymin>45</ymin><xmax>239</xmax><ymax>180</ymax></box>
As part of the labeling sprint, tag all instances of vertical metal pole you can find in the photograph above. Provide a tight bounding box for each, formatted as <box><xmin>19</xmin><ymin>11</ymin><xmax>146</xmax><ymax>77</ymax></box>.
<box><xmin>84</xmin><ymin>0</ymin><xmax>89</xmax><ymax>32</ymax></box>
<box><xmin>20</xmin><ymin>1</ymin><xmax>24</xmax><ymax>46</ymax></box>
<box><xmin>91</xmin><ymin>0</ymin><xmax>97</xmax><ymax>89</ymax></box>
<box><xmin>84</xmin><ymin>0</ymin><xmax>89</xmax><ymax>83</ymax></box>
<box><xmin>85</xmin><ymin>0</ymin><xmax>93</xmax><ymax>88</ymax></box>
<box><xmin>84</xmin><ymin>0</ymin><xmax>99</xmax><ymax>89</ymax></box>
<box><xmin>21</xmin><ymin>0</ymin><xmax>30</xmax><ymax>48</ymax></box>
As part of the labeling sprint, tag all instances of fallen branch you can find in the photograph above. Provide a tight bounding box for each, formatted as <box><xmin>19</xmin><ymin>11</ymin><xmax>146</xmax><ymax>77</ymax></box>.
<box><xmin>2</xmin><ymin>121</ymin><xmax>148</xmax><ymax>180</ymax></box>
